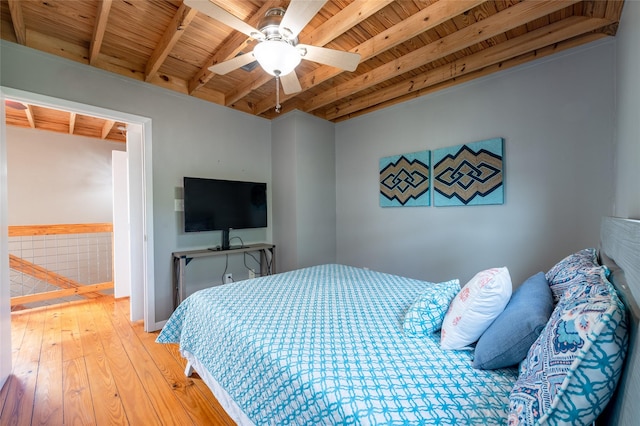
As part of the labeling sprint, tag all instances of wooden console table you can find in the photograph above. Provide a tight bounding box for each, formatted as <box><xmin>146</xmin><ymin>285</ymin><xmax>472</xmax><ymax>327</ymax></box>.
<box><xmin>172</xmin><ymin>243</ymin><xmax>276</xmax><ymax>308</ymax></box>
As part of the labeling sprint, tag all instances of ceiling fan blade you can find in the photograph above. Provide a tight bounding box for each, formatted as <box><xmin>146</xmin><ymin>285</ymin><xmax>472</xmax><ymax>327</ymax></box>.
<box><xmin>279</xmin><ymin>0</ymin><xmax>328</xmax><ymax>39</ymax></box>
<box><xmin>208</xmin><ymin>52</ymin><xmax>256</xmax><ymax>75</ymax></box>
<box><xmin>185</xmin><ymin>0</ymin><xmax>262</xmax><ymax>39</ymax></box>
<box><xmin>298</xmin><ymin>44</ymin><xmax>360</xmax><ymax>72</ymax></box>
<box><xmin>280</xmin><ymin>71</ymin><xmax>302</xmax><ymax>95</ymax></box>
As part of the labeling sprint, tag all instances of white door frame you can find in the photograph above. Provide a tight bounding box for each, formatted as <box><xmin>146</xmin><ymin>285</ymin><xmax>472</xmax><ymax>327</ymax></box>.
<box><xmin>0</xmin><ymin>86</ymin><xmax>156</xmax><ymax>330</ymax></box>
<box><xmin>112</xmin><ymin>150</ymin><xmax>131</xmax><ymax>300</ymax></box>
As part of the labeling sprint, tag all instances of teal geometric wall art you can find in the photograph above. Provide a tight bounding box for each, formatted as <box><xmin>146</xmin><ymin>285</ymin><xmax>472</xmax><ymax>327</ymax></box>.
<box><xmin>432</xmin><ymin>138</ymin><xmax>504</xmax><ymax>206</ymax></box>
<box><xmin>380</xmin><ymin>150</ymin><xmax>430</xmax><ymax>207</ymax></box>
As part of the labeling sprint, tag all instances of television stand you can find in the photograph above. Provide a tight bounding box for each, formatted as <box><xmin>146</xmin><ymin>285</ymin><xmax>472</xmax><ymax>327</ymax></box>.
<box><xmin>172</xmin><ymin>243</ymin><xmax>276</xmax><ymax>308</ymax></box>
<box><xmin>206</xmin><ymin>244</ymin><xmax>244</xmax><ymax>252</ymax></box>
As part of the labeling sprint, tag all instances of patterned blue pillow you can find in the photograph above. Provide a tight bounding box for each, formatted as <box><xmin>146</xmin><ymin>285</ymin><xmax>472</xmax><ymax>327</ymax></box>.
<box><xmin>403</xmin><ymin>279</ymin><xmax>460</xmax><ymax>336</ymax></box>
<box><xmin>556</xmin><ymin>268</ymin><xmax>612</xmax><ymax>306</ymax></box>
<box><xmin>545</xmin><ymin>248</ymin><xmax>604</xmax><ymax>302</ymax></box>
<box><xmin>508</xmin><ymin>277</ymin><xmax>628</xmax><ymax>425</ymax></box>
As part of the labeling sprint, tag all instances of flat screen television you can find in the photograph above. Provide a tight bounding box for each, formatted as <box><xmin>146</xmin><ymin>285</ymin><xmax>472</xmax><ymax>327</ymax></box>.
<box><xmin>183</xmin><ymin>177</ymin><xmax>267</xmax><ymax>250</ymax></box>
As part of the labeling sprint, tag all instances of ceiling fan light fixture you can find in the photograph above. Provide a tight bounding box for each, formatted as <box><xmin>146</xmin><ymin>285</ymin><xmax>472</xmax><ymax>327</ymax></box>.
<box><xmin>253</xmin><ymin>40</ymin><xmax>301</xmax><ymax>76</ymax></box>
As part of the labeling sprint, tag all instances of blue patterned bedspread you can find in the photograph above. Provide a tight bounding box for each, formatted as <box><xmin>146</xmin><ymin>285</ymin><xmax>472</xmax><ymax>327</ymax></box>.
<box><xmin>157</xmin><ymin>264</ymin><xmax>517</xmax><ymax>424</ymax></box>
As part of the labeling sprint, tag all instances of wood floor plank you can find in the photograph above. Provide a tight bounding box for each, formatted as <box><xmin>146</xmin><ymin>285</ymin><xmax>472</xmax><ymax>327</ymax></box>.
<box><xmin>2</xmin><ymin>310</ymin><xmax>47</xmax><ymax>425</ymax></box>
<box><xmin>7</xmin><ymin>310</ymin><xmax>29</xmax><ymax>363</ymax></box>
<box><xmin>60</xmin><ymin>304</ymin><xmax>84</xmax><ymax>362</ymax></box>
<box><xmin>105</xmin><ymin>299</ymin><xmax>196</xmax><ymax>425</ymax></box>
<box><xmin>15</xmin><ymin>309</ymin><xmax>47</xmax><ymax>366</ymax></box>
<box><xmin>62</xmin><ymin>358</ymin><xmax>96</xmax><ymax>425</ymax></box>
<box><xmin>84</xmin><ymin>351</ymin><xmax>129</xmax><ymax>426</ymax></box>
<box><xmin>131</xmin><ymin>321</ymin><xmax>235</xmax><ymax>425</ymax></box>
<box><xmin>39</xmin><ymin>308</ymin><xmax>62</xmax><ymax>366</ymax></box>
<box><xmin>77</xmin><ymin>300</ymin><xmax>104</xmax><ymax>357</ymax></box>
<box><xmin>3</xmin><ymin>297</ymin><xmax>236</xmax><ymax>426</ymax></box>
<box><xmin>28</xmin><ymin>307</ymin><xmax>64</xmax><ymax>424</ymax></box>
<box><xmin>163</xmin><ymin>342</ymin><xmax>236</xmax><ymax>425</ymax></box>
<box><xmin>0</xmin><ymin>373</ymin><xmax>35</xmax><ymax>425</ymax></box>
<box><xmin>79</xmin><ymin>300</ymin><xmax>129</xmax><ymax>425</ymax></box>
<box><xmin>0</xmin><ymin>375</ymin><xmax>9</xmax><ymax>416</ymax></box>
<box><xmin>89</xmin><ymin>299</ymin><xmax>162</xmax><ymax>425</ymax></box>
<box><xmin>31</xmin><ymin>360</ymin><xmax>63</xmax><ymax>425</ymax></box>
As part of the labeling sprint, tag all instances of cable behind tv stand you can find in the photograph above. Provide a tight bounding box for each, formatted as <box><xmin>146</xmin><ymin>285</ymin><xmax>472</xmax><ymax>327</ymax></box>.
<box><xmin>172</xmin><ymin>243</ymin><xmax>276</xmax><ymax>309</ymax></box>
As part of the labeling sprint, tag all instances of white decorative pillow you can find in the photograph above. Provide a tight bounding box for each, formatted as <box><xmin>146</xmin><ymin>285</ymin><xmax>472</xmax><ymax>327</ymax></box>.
<box><xmin>440</xmin><ymin>267</ymin><xmax>512</xmax><ymax>350</ymax></box>
<box><xmin>403</xmin><ymin>279</ymin><xmax>461</xmax><ymax>337</ymax></box>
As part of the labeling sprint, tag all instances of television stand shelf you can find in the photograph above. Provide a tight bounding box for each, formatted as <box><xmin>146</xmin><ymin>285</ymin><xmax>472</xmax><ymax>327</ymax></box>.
<box><xmin>172</xmin><ymin>243</ymin><xmax>276</xmax><ymax>309</ymax></box>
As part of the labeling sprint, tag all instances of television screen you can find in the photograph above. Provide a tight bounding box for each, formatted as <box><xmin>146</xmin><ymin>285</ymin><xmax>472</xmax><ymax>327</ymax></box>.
<box><xmin>183</xmin><ymin>177</ymin><xmax>267</xmax><ymax>233</ymax></box>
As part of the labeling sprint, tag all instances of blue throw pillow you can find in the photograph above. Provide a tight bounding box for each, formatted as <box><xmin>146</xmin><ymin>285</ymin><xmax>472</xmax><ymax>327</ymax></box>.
<box><xmin>403</xmin><ymin>279</ymin><xmax>460</xmax><ymax>337</ymax></box>
<box><xmin>473</xmin><ymin>272</ymin><xmax>553</xmax><ymax>370</ymax></box>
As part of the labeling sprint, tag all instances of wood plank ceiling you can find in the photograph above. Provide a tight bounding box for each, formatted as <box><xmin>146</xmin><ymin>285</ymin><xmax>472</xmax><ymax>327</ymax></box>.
<box><xmin>4</xmin><ymin>100</ymin><xmax>128</xmax><ymax>143</ymax></box>
<box><xmin>0</xmin><ymin>0</ymin><xmax>626</xmax><ymax>126</ymax></box>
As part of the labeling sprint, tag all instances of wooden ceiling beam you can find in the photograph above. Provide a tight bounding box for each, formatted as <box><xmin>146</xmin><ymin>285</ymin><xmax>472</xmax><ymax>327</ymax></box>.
<box><xmin>145</xmin><ymin>3</ymin><xmax>198</xmax><ymax>82</ymax></box>
<box><xmin>188</xmin><ymin>1</ymin><xmax>282</xmax><ymax>94</ymax></box>
<box><xmin>225</xmin><ymin>0</ymin><xmax>392</xmax><ymax>107</ymax></box>
<box><xmin>254</xmin><ymin>0</ymin><xmax>486</xmax><ymax>115</ymax></box>
<box><xmin>101</xmin><ymin>120</ymin><xmax>115</xmax><ymax>139</ymax></box>
<box><xmin>305</xmin><ymin>0</ymin><xmax>582</xmax><ymax>113</ymax></box>
<box><xmin>69</xmin><ymin>112</ymin><xmax>77</xmax><ymax>135</ymax></box>
<box><xmin>89</xmin><ymin>0</ymin><xmax>113</xmax><ymax>66</ymax></box>
<box><xmin>326</xmin><ymin>17</ymin><xmax>613</xmax><ymax>121</ymax></box>
<box><xmin>306</xmin><ymin>0</ymin><xmax>395</xmax><ymax>48</ymax></box>
<box><xmin>7</xmin><ymin>0</ymin><xmax>26</xmax><ymax>45</ymax></box>
<box><xmin>604</xmin><ymin>0</ymin><xmax>625</xmax><ymax>22</ymax></box>
<box><xmin>26</xmin><ymin>27</ymin><xmax>198</xmax><ymax>98</ymax></box>
<box><xmin>25</xmin><ymin>105</ymin><xmax>35</xmax><ymax>128</ymax></box>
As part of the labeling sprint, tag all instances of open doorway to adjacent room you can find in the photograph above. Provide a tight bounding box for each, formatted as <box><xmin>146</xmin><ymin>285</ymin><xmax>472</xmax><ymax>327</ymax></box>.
<box><xmin>0</xmin><ymin>87</ymin><xmax>156</xmax><ymax>336</ymax></box>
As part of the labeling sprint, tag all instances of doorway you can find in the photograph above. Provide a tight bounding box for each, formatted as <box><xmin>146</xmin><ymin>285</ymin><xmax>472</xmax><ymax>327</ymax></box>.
<box><xmin>0</xmin><ymin>87</ymin><xmax>157</xmax><ymax>386</ymax></box>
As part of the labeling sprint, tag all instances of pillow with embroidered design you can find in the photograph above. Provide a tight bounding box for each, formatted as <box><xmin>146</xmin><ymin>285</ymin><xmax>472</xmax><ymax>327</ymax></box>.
<box><xmin>440</xmin><ymin>267</ymin><xmax>512</xmax><ymax>350</ymax></box>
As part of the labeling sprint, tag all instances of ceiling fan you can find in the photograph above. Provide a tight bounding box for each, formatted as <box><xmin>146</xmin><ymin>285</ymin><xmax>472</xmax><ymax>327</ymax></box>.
<box><xmin>185</xmin><ymin>0</ymin><xmax>361</xmax><ymax>112</ymax></box>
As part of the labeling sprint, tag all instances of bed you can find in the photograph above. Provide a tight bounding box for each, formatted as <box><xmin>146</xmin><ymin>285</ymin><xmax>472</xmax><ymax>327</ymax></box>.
<box><xmin>157</xmin><ymin>217</ymin><xmax>640</xmax><ymax>425</ymax></box>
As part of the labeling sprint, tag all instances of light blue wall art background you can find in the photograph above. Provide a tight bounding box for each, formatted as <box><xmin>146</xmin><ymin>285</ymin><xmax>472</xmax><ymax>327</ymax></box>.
<box><xmin>379</xmin><ymin>150</ymin><xmax>431</xmax><ymax>207</ymax></box>
<box><xmin>432</xmin><ymin>138</ymin><xmax>504</xmax><ymax>207</ymax></box>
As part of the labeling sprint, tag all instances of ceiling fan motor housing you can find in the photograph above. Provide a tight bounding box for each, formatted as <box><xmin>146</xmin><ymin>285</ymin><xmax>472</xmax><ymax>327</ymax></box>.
<box><xmin>252</xmin><ymin>7</ymin><xmax>302</xmax><ymax>77</ymax></box>
<box><xmin>259</xmin><ymin>8</ymin><xmax>297</xmax><ymax>44</ymax></box>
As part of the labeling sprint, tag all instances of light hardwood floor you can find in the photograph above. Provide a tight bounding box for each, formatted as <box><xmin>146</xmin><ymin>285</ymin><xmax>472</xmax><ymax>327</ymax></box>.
<box><xmin>0</xmin><ymin>297</ymin><xmax>235</xmax><ymax>425</ymax></box>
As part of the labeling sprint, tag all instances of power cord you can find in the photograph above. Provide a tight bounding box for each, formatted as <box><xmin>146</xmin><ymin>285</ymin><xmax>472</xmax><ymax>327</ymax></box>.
<box><xmin>221</xmin><ymin>254</ymin><xmax>229</xmax><ymax>284</ymax></box>
<box><xmin>229</xmin><ymin>235</ymin><xmax>245</xmax><ymax>248</ymax></box>
<box><xmin>244</xmin><ymin>251</ymin><xmax>262</xmax><ymax>276</ymax></box>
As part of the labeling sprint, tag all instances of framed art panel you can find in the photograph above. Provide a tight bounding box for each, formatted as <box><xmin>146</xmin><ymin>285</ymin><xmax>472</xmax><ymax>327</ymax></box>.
<box><xmin>432</xmin><ymin>138</ymin><xmax>504</xmax><ymax>207</ymax></box>
<box><xmin>380</xmin><ymin>150</ymin><xmax>430</xmax><ymax>207</ymax></box>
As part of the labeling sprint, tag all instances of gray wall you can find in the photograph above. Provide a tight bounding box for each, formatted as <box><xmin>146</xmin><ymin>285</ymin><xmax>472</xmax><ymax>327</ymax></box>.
<box><xmin>614</xmin><ymin>0</ymin><xmax>640</xmax><ymax>220</ymax></box>
<box><xmin>6</xmin><ymin>126</ymin><xmax>125</xmax><ymax>225</ymax></box>
<box><xmin>272</xmin><ymin>112</ymin><xmax>298</xmax><ymax>272</ymax></box>
<box><xmin>335</xmin><ymin>40</ymin><xmax>616</xmax><ymax>288</ymax></box>
<box><xmin>1</xmin><ymin>41</ymin><xmax>272</xmax><ymax>322</ymax></box>
<box><xmin>272</xmin><ymin>110</ymin><xmax>336</xmax><ymax>271</ymax></box>
<box><xmin>2</xmin><ymin>5</ymin><xmax>637</xmax><ymax>326</ymax></box>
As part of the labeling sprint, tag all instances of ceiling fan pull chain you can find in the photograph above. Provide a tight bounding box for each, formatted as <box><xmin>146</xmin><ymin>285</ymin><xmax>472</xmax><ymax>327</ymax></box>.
<box><xmin>275</xmin><ymin>74</ymin><xmax>282</xmax><ymax>113</ymax></box>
